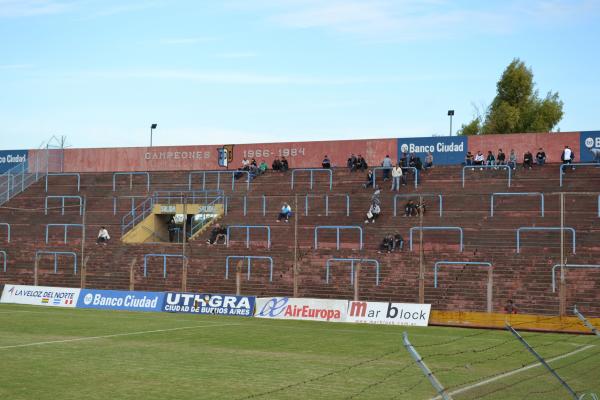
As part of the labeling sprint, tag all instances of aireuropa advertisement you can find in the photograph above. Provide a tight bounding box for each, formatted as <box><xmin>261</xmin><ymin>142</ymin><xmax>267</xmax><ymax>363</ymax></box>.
<box><xmin>0</xmin><ymin>284</ymin><xmax>80</xmax><ymax>307</ymax></box>
<box><xmin>346</xmin><ymin>301</ymin><xmax>431</xmax><ymax>326</ymax></box>
<box><xmin>77</xmin><ymin>289</ymin><xmax>164</xmax><ymax>312</ymax></box>
<box><xmin>254</xmin><ymin>297</ymin><xmax>347</xmax><ymax>322</ymax></box>
<box><xmin>163</xmin><ymin>292</ymin><xmax>255</xmax><ymax>316</ymax></box>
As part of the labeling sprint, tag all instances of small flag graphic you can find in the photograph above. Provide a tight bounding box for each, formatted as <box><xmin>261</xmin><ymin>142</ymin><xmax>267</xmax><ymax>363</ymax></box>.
<box><xmin>41</xmin><ymin>298</ymin><xmax>49</xmax><ymax>304</ymax></box>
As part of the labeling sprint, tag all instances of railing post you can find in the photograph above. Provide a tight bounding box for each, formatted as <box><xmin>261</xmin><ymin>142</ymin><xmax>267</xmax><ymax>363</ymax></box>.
<box><xmin>325</xmin><ymin>195</ymin><xmax>329</xmax><ymax>216</ymax></box>
<box><xmin>336</xmin><ymin>228</ymin><xmax>340</xmax><ymax>250</ymax></box>
<box><xmin>353</xmin><ymin>261</ymin><xmax>360</xmax><ymax>301</ymax></box>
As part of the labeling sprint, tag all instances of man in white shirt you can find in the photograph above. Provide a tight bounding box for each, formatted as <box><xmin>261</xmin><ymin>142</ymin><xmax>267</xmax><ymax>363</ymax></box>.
<box><xmin>561</xmin><ymin>146</ymin><xmax>575</xmax><ymax>172</ymax></box>
<box><xmin>96</xmin><ymin>226</ymin><xmax>110</xmax><ymax>245</ymax></box>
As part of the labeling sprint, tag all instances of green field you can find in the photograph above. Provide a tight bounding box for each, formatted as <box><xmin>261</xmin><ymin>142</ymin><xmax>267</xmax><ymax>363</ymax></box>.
<box><xmin>0</xmin><ymin>304</ymin><xmax>598</xmax><ymax>400</ymax></box>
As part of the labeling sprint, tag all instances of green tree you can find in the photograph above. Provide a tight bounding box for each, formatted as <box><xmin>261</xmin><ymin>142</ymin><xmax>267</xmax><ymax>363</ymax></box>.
<box><xmin>458</xmin><ymin>59</ymin><xmax>563</xmax><ymax>135</ymax></box>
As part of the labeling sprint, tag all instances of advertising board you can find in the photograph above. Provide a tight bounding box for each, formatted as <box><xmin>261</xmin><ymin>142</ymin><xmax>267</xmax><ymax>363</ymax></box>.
<box><xmin>0</xmin><ymin>284</ymin><xmax>80</xmax><ymax>307</ymax></box>
<box><xmin>254</xmin><ymin>297</ymin><xmax>347</xmax><ymax>322</ymax></box>
<box><xmin>163</xmin><ymin>292</ymin><xmax>255</xmax><ymax>317</ymax></box>
<box><xmin>580</xmin><ymin>131</ymin><xmax>600</xmax><ymax>162</ymax></box>
<box><xmin>346</xmin><ymin>301</ymin><xmax>431</xmax><ymax>326</ymax></box>
<box><xmin>397</xmin><ymin>136</ymin><xmax>466</xmax><ymax>165</ymax></box>
<box><xmin>77</xmin><ymin>289</ymin><xmax>164</xmax><ymax>312</ymax></box>
<box><xmin>0</xmin><ymin>150</ymin><xmax>28</xmax><ymax>173</ymax></box>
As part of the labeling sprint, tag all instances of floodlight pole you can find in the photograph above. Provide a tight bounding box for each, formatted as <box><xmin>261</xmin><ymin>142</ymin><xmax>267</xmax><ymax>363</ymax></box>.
<box><xmin>448</xmin><ymin>110</ymin><xmax>455</xmax><ymax>136</ymax></box>
<box><xmin>150</xmin><ymin>123</ymin><xmax>158</xmax><ymax>147</ymax></box>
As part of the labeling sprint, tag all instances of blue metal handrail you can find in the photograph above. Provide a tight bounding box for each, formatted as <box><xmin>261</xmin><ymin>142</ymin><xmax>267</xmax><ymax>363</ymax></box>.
<box><xmin>35</xmin><ymin>250</ymin><xmax>78</xmax><ymax>274</ymax></box>
<box><xmin>143</xmin><ymin>253</ymin><xmax>187</xmax><ymax>278</ymax></box>
<box><xmin>45</xmin><ymin>172</ymin><xmax>81</xmax><ymax>192</ymax></box>
<box><xmin>45</xmin><ymin>223</ymin><xmax>85</xmax><ymax>243</ymax></box>
<box><xmin>0</xmin><ymin>250</ymin><xmax>6</xmax><ymax>272</ymax></box>
<box><xmin>325</xmin><ymin>258</ymin><xmax>380</xmax><ymax>285</ymax></box>
<box><xmin>0</xmin><ymin>223</ymin><xmax>10</xmax><ymax>242</ymax></box>
<box><xmin>188</xmin><ymin>170</ymin><xmax>250</xmax><ymax>191</ymax></box>
<box><xmin>551</xmin><ymin>264</ymin><xmax>600</xmax><ymax>292</ymax></box>
<box><xmin>462</xmin><ymin>165</ymin><xmax>511</xmax><ymax>188</ymax></box>
<box><xmin>113</xmin><ymin>195</ymin><xmax>147</xmax><ymax>216</ymax></box>
<box><xmin>291</xmin><ymin>168</ymin><xmax>333</xmax><ymax>190</ymax></box>
<box><xmin>226</xmin><ymin>225</ymin><xmax>271</xmax><ymax>248</ymax></box>
<box><xmin>225</xmin><ymin>255</ymin><xmax>274</xmax><ymax>281</ymax></box>
<box><xmin>409</xmin><ymin>227</ymin><xmax>463</xmax><ymax>252</ymax></box>
<box><xmin>372</xmin><ymin>166</ymin><xmax>419</xmax><ymax>189</ymax></box>
<box><xmin>189</xmin><ymin>194</ymin><xmax>225</xmax><ymax>236</ymax></box>
<box><xmin>516</xmin><ymin>227</ymin><xmax>576</xmax><ymax>254</ymax></box>
<box><xmin>112</xmin><ymin>172</ymin><xmax>150</xmax><ymax>191</ymax></box>
<box><xmin>153</xmin><ymin>190</ymin><xmax>223</xmax><ymax>205</ymax></box>
<box><xmin>305</xmin><ymin>194</ymin><xmax>350</xmax><ymax>216</ymax></box>
<box><xmin>393</xmin><ymin>193</ymin><xmax>443</xmax><ymax>217</ymax></box>
<box><xmin>314</xmin><ymin>225</ymin><xmax>363</xmax><ymax>250</ymax></box>
<box><xmin>559</xmin><ymin>163</ymin><xmax>600</xmax><ymax>187</ymax></box>
<box><xmin>433</xmin><ymin>261</ymin><xmax>493</xmax><ymax>312</ymax></box>
<box><xmin>491</xmin><ymin>192</ymin><xmax>544</xmax><ymax>217</ymax></box>
<box><xmin>45</xmin><ymin>195</ymin><xmax>84</xmax><ymax>215</ymax></box>
<box><xmin>121</xmin><ymin>196</ymin><xmax>154</xmax><ymax>236</ymax></box>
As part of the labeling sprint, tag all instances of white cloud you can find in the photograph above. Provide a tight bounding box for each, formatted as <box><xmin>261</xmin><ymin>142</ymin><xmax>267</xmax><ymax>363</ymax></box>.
<box><xmin>0</xmin><ymin>0</ymin><xmax>70</xmax><ymax>17</ymax></box>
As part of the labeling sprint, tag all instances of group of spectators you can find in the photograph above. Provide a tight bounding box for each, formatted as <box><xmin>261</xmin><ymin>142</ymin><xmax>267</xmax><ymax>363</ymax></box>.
<box><xmin>463</xmin><ymin>146</ymin><xmax>588</xmax><ymax>171</ymax></box>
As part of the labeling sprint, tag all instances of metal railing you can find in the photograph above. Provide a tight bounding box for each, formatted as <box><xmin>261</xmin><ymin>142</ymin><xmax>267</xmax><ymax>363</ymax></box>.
<box><xmin>143</xmin><ymin>253</ymin><xmax>187</xmax><ymax>278</ymax></box>
<box><xmin>516</xmin><ymin>227</ymin><xmax>576</xmax><ymax>254</ymax></box>
<box><xmin>0</xmin><ymin>138</ymin><xmax>58</xmax><ymax>206</ymax></box>
<box><xmin>113</xmin><ymin>195</ymin><xmax>147</xmax><ymax>216</ymax></box>
<box><xmin>112</xmin><ymin>172</ymin><xmax>150</xmax><ymax>191</ymax></box>
<box><xmin>189</xmin><ymin>194</ymin><xmax>226</xmax><ymax>237</ymax></box>
<box><xmin>314</xmin><ymin>225</ymin><xmax>364</xmax><ymax>250</ymax></box>
<box><xmin>225</xmin><ymin>255</ymin><xmax>274</xmax><ymax>281</ymax></box>
<box><xmin>0</xmin><ymin>250</ymin><xmax>6</xmax><ymax>272</ymax></box>
<box><xmin>434</xmin><ymin>261</ymin><xmax>493</xmax><ymax>312</ymax></box>
<box><xmin>226</xmin><ymin>225</ymin><xmax>271</xmax><ymax>248</ymax></box>
<box><xmin>35</xmin><ymin>250</ymin><xmax>78</xmax><ymax>274</ymax></box>
<box><xmin>490</xmin><ymin>192</ymin><xmax>544</xmax><ymax>217</ymax></box>
<box><xmin>188</xmin><ymin>170</ymin><xmax>250</xmax><ymax>191</ymax></box>
<box><xmin>372</xmin><ymin>166</ymin><xmax>419</xmax><ymax>189</ymax></box>
<box><xmin>45</xmin><ymin>195</ymin><xmax>84</xmax><ymax>215</ymax></box>
<box><xmin>325</xmin><ymin>258</ymin><xmax>380</xmax><ymax>285</ymax></box>
<box><xmin>409</xmin><ymin>227</ymin><xmax>464</xmax><ymax>252</ymax></box>
<box><xmin>551</xmin><ymin>264</ymin><xmax>600</xmax><ymax>292</ymax></box>
<box><xmin>291</xmin><ymin>168</ymin><xmax>333</xmax><ymax>190</ymax></box>
<box><xmin>45</xmin><ymin>223</ymin><xmax>85</xmax><ymax>244</ymax></box>
<box><xmin>305</xmin><ymin>194</ymin><xmax>350</xmax><ymax>216</ymax></box>
<box><xmin>45</xmin><ymin>172</ymin><xmax>81</xmax><ymax>192</ymax></box>
<box><xmin>394</xmin><ymin>193</ymin><xmax>443</xmax><ymax>217</ymax></box>
<box><xmin>0</xmin><ymin>223</ymin><xmax>10</xmax><ymax>242</ymax></box>
<box><xmin>462</xmin><ymin>165</ymin><xmax>511</xmax><ymax>188</ymax></box>
<box><xmin>559</xmin><ymin>163</ymin><xmax>600</xmax><ymax>187</ymax></box>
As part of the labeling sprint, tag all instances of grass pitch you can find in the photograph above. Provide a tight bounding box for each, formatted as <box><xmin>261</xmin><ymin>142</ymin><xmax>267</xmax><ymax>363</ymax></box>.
<box><xmin>0</xmin><ymin>304</ymin><xmax>598</xmax><ymax>400</ymax></box>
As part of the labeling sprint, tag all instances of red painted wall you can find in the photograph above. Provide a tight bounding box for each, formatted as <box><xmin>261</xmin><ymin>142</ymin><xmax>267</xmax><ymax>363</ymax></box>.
<box><xmin>32</xmin><ymin>131</ymin><xmax>582</xmax><ymax>173</ymax></box>
<box><xmin>467</xmin><ymin>132</ymin><xmax>580</xmax><ymax>163</ymax></box>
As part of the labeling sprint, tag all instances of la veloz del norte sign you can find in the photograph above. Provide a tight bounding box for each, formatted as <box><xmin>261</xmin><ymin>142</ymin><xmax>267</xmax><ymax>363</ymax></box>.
<box><xmin>0</xmin><ymin>284</ymin><xmax>80</xmax><ymax>307</ymax></box>
<box><xmin>397</xmin><ymin>136</ymin><xmax>466</xmax><ymax>165</ymax></box>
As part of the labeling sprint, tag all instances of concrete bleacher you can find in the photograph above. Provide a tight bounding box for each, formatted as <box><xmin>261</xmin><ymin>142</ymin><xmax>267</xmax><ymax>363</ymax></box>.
<box><xmin>1</xmin><ymin>164</ymin><xmax>599</xmax><ymax>319</ymax></box>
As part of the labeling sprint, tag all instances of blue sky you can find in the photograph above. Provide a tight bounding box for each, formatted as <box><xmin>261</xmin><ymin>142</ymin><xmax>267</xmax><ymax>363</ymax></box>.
<box><xmin>0</xmin><ymin>0</ymin><xmax>599</xmax><ymax>150</ymax></box>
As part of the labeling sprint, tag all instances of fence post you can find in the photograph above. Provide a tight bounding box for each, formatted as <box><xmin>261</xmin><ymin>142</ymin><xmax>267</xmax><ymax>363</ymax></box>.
<box><xmin>353</xmin><ymin>262</ymin><xmax>361</xmax><ymax>301</ymax></box>
<box><xmin>560</xmin><ymin>192</ymin><xmax>566</xmax><ymax>316</ymax></box>
<box><xmin>129</xmin><ymin>258</ymin><xmax>136</xmax><ymax>291</ymax></box>
<box><xmin>34</xmin><ymin>254</ymin><xmax>39</xmax><ymax>286</ymax></box>
<box><xmin>236</xmin><ymin>259</ymin><xmax>243</xmax><ymax>296</ymax></box>
<box><xmin>293</xmin><ymin>194</ymin><xmax>299</xmax><ymax>298</ymax></box>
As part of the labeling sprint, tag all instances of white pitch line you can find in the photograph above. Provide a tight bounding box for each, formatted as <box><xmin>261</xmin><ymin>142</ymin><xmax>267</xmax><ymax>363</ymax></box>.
<box><xmin>0</xmin><ymin>322</ymin><xmax>241</xmax><ymax>350</ymax></box>
<box><xmin>431</xmin><ymin>344</ymin><xmax>596</xmax><ymax>400</ymax></box>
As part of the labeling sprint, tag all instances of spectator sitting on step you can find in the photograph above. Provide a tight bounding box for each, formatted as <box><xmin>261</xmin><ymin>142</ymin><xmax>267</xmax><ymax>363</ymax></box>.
<box><xmin>404</xmin><ymin>200</ymin><xmax>417</xmax><ymax>217</ymax></box>
<box><xmin>424</xmin><ymin>152</ymin><xmax>433</xmax><ymax>170</ymax></box>
<box><xmin>536</xmin><ymin>148</ymin><xmax>546</xmax><ymax>166</ymax></box>
<box><xmin>504</xmin><ymin>299</ymin><xmax>518</xmax><ymax>314</ymax></box>
<box><xmin>364</xmin><ymin>200</ymin><xmax>381</xmax><ymax>224</ymax></box>
<box><xmin>207</xmin><ymin>223</ymin><xmax>227</xmax><ymax>245</ymax></box>
<box><xmin>508</xmin><ymin>149</ymin><xmax>517</xmax><ymax>170</ymax></box>
<box><xmin>259</xmin><ymin>160</ymin><xmax>268</xmax><ymax>174</ymax></box>
<box><xmin>414</xmin><ymin>156</ymin><xmax>423</xmax><ymax>171</ymax></box>
<box><xmin>363</xmin><ymin>169</ymin><xmax>375</xmax><ymax>188</ymax></box>
<box><xmin>465</xmin><ymin>151</ymin><xmax>474</xmax><ymax>166</ymax></box>
<box><xmin>370</xmin><ymin>189</ymin><xmax>381</xmax><ymax>207</ymax></box>
<box><xmin>409</xmin><ymin>153</ymin><xmax>417</xmax><ymax>168</ymax></box>
<box><xmin>96</xmin><ymin>226</ymin><xmax>110</xmax><ymax>245</ymax></box>
<box><xmin>474</xmin><ymin>151</ymin><xmax>485</xmax><ymax>167</ymax></box>
<box><xmin>400</xmin><ymin>152</ymin><xmax>409</xmax><ymax>167</ymax></box>
<box><xmin>496</xmin><ymin>149</ymin><xmax>506</xmax><ymax>166</ymax></box>
<box><xmin>523</xmin><ymin>151</ymin><xmax>533</xmax><ymax>169</ymax></box>
<box><xmin>272</xmin><ymin>157</ymin><xmax>282</xmax><ymax>171</ymax></box>
<box><xmin>415</xmin><ymin>201</ymin><xmax>427</xmax><ymax>216</ymax></box>
<box><xmin>378</xmin><ymin>234</ymin><xmax>394</xmax><ymax>253</ymax></box>
<box><xmin>347</xmin><ymin>153</ymin><xmax>358</xmax><ymax>172</ymax></box>
<box><xmin>241</xmin><ymin>157</ymin><xmax>250</xmax><ymax>171</ymax></box>
<box><xmin>280</xmin><ymin>156</ymin><xmax>289</xmax><ymax>172</ymax></box>
<box><xmin>561</xmin><ymin>145</ymin><xmax>575</xmax><ymax>172</ymax></box>
<box><xmin>322</xmin><ymin>155</ymin><xmax>331</xmax><ymax>169</ymax></box>
<box><xmin>277</xmin><ymin>202</ymin><xmax>292</xmax><ymax>222</ymax></box>
<box><xmin>486</xmin><ymin>150</ymin><xmax>495</xmax><ymax>166</ymax></box>
<box><xmin>357</xmin><ymin>154</ymin><xmax>368</xmax><ymax>171</ymax></box>
<box><xmin>393</xmin><ymin>233</ymin><xmax>404</xmax><ymax>251</ymax></box>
